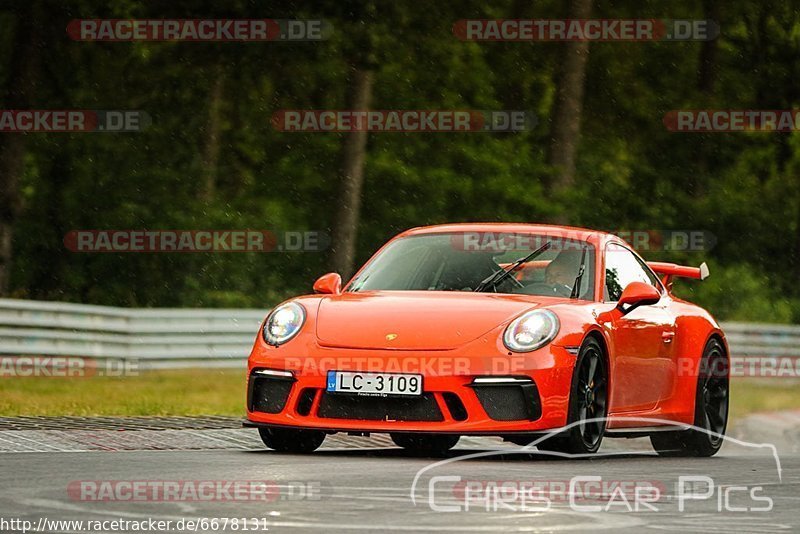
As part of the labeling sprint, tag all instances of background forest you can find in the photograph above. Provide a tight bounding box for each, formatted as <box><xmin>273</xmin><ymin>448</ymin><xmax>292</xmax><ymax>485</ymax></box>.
<box><xmin>1</xmin><ymin>0</ymin><xmax>798</xmax><ymax>323</ymax></box>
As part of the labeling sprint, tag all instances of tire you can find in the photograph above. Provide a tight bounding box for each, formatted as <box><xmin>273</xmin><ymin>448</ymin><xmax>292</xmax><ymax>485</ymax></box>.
<box><xmin>390</xmin><ymin>433</ymin><xmax>459</xmax><ymax>453</ymax></box>
<box><xmin>538</xmin><ymin>337</ymin><xmax>608</xmax><ymax>455</ymax></box>
<box><xmin>650</xmin><ymin>338</ymin><xmax>728</xmax><ymax>457</ymax></box>
<box><xmin>258</xmin><ymin>426</ymin><xmax>326</xmax><ymax>453</ymax></box>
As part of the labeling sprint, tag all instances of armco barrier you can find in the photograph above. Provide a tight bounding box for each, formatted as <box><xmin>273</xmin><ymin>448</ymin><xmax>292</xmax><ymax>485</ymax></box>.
<box><xmin>0</xmin><ymin>298</ymin><xmax>797</xmax><ymax>370</ymax></box>
<box><xmin>0</xmin><ymin>299</ymin><xmax>264</xmax><ymax>369</ymax></box>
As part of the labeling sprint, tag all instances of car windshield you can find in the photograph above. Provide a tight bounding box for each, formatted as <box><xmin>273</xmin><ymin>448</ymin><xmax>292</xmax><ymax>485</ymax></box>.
<box><xmin>348</xmin><ymin>233</ymin><xmax>595</xmax><ymax>299</ymax></box>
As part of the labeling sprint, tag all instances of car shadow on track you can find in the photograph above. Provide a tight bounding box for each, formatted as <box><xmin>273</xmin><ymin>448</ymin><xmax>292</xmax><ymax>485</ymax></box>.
<box><xmin>241</xmin><ymin>447</ymin><xmax>658</xmax><ymax>462</ymax></box>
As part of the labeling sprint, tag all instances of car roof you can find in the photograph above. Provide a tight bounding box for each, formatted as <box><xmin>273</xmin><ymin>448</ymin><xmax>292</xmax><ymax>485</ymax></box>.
<box><xmin>399</xmin><ymin>222</ymin><xmax>618</xmax><ymax>246</ymax></box>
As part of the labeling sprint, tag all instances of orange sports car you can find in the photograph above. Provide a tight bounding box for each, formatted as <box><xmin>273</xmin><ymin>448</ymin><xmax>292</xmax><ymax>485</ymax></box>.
<box><xmin>245</xmin><ymin>223</ymin><xmax>729</xmax><ymax>457</ymax></box>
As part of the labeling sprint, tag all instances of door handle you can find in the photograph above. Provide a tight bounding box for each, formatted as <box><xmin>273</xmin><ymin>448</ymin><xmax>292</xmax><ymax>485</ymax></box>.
<box><xmin>662</xmin><ymin>332</ymin><xmax>675</xmax><ymax>343</ymax></box>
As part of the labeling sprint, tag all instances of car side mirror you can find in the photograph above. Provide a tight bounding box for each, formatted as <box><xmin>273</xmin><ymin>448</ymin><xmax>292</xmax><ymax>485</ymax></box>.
<box><xmin>313</xmin><ymin>272</ymin><xmax>342</xmax><ymax>295</ymax></box>
<box><xmin>616</xmin><ymin>281</ymin><xmax>661</xmax><ymax>314</ymax></box>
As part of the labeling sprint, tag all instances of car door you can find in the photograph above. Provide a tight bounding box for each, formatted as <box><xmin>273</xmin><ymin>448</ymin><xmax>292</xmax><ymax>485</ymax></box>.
<box><xmin>603</xmin><ymin>243</ymin><xmax>677</xmax><ymax>413</ymax></box>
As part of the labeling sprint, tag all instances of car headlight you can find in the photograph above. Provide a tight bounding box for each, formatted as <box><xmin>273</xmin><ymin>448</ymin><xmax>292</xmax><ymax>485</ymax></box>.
<box><xmin>262</xmin><ymin>302</ymin><xmax>306</xmax><ymax>346</ymax></box>
<box><xmin>503</xmin><ymin>310</ymin><xmax>560</xmax><ymax>352</ymax></box>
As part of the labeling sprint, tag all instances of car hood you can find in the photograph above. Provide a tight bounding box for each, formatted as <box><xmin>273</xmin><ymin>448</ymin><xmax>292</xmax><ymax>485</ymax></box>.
<box><xmin>314</xmin><ymin>291</ymin><xmax>551</xmax><ymax>350</ymax></box>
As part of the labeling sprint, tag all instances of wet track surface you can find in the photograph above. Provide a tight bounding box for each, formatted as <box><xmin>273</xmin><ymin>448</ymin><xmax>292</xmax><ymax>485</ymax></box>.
<box><xmin>0</xmin><ymin>421</ymin><xmax>797</xmax><ymax>533</ymax></box>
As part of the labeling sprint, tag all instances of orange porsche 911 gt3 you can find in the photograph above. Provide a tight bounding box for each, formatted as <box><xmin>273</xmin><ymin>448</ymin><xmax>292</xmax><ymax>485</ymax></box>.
<box><xmin>245</xmin><ymin>223</ymin><xmax>729</xmax><ymax>457</ymax></box>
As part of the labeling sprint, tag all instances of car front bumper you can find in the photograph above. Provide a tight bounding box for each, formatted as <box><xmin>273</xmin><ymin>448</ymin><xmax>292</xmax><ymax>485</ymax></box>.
<box><xmin>245</xmin><ymin>343</ymin><xmax>577</xmax><ymax>435</ymax></box>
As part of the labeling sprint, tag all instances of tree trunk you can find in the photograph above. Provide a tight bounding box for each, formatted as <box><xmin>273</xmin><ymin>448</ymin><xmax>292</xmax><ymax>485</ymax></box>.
<box><xmin>691</xmin><ymin>0</ymin><xmax>720</xmax><ymax>196</ymax></box>
<box><xmin>547</xmin><ymin>0</ymin><xmax>593</xmax><ymax>195</ymax></box>
<box><xmin>329</xmin><ymin>68</ymin><xmax>373</xmax><ymax>280</ymax></box>
<box><xmin>0</xmin><ymin>137</ymin><xmax>26</xmax><ymax>295</ymax></box>
<box><xmin>697</xmin><ymin>0</ymin><xmax>720</xmax><ymax>94</ymax></box>
<box><xmin>200</xmin><ymin>68</ymin><xmax>224</xmax><ymax>201</ymax></box>
<box><xmin>0</xmin><ymin>3</ymin><xmax>42</xmax><ymax>296</ymax></box>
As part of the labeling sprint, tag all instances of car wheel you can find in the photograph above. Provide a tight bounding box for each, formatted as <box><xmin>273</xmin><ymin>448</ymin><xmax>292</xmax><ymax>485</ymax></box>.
<box><xmin>538</xmin><ymin>337</ymin><xmax>608</xmax><ymax>455</ymax></box>
<box><xmin>650</xmin><ymin>338</ymin><xmax>728</xmax><ymax>457</ymax></box>
<box><xmin>390</xmin><ymin>433</ymin><xmax>459</xmax><ymax>453</ymax></box>
<box><xmin>258</xmin><ymin>426</ymin><xmax>326</xmax><ymax>453</ymax></box>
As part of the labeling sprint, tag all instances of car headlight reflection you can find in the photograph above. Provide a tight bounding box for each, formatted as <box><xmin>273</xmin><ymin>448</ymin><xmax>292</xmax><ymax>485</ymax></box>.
<box><xmin>262</xmin><ymin>302</ymin><xmax>306</xmax><ymax>346</ymax></box>
<box><xmin>503</xmin><ymin>310</ymin><xmax>560</xmax><ymax>352</ymax></box>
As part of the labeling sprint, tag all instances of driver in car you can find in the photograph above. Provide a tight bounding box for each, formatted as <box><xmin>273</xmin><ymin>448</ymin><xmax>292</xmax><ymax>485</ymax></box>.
<box><xmin>543</xmin><ymin>250</ymin><xmax>582</xmax><ymax>297</ymax></box>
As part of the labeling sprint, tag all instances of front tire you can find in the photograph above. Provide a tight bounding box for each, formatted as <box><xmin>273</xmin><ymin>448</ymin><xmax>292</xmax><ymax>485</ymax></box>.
<box><xmin>538</xmin><ymin>337</ymin><xmax>608</xmax><ymax>455</ymax></box>
<box><xmin>258</xmin><ymin>426</ymin><xmax>326</xmax><ymax>453</ymax></box>
<box><xmin>650</xmin><ymin>338</ymin><xmax>728</xmax><ymax>457</ymax></box>
<box><xmin>390</xmin><ymin>433</ymin><xmax>459</xmax><ymax>454</ymax></box>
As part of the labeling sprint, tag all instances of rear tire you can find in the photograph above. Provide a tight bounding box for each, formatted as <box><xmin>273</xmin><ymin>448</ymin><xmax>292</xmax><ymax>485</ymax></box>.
<box><xmin>538</xmin><ymin>337</ymin><xmax>608</xmax><ymax>455</ymax></box>
<box><xmin>390</xmin><ymin>433</ymin><xmax>459</xmax><ymax>453</ymax></box>
<box><xmin>650</xmin><ymin>338</ymin><xmax>728</xmax><ymax>457</ymax></box>
<box><xmin>258</xmin><ymin>427</ymin><xmax>326</xmax><ymax>453</ymax></box>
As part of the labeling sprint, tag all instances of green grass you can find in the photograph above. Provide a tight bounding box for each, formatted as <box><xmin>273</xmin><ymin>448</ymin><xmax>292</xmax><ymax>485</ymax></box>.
<box><xmin>0</xmin><ymin>371</ymin><xmax>797</xmax><ymax>420</ymax></box>
<box><xmin>729</xmin><ymin>379</ymin><xmax>800</xmax><ymax>420</ymax></box>
<box><xmin>0</xmin><ymin>369</ymin><xmax>247</xmax><ymax>416</ymax></box>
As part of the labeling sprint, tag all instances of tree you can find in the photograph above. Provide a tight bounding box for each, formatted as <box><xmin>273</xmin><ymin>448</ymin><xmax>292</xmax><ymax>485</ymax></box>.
<box><xmin>698</xmin><ymin>0</ymin><xmax>720</xmax><ymax>94</ymax></box>
<box><xmin>0</xmin><ymin>1</ymin><xmax>43</xmax><ymax>295</ymax></box>
<box><xmin>547</xmin><ymin>0</ymin><xmax>593</xmax><ymax>199</ymax></box>
<box><xmin>328</xmin><ymin>1</ymin><xmax>378</xmax><ymax>279</ymax></box>
<box><xmin>329</xmin><ymin>67</ymin><xmax>373</xmax><ymax>279</ymax></box>
<box><xmin>199</xmin><ymin>65</ymin><xmax>225</xmax><ymax>202</ymax></box>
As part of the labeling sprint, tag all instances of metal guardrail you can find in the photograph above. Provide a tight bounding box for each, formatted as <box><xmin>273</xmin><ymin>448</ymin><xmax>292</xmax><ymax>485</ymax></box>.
<box><xmin>0</xmin><ymin>298</ymin><xmax>798</xmax><ymax>369</ymax></box>
<box><xmin>720</xmin><ymin>322</ymin><xmax>800</xmax><ymax>358</ymax></box>
<box><xmin>0</xmin><ymin>298</ymin><xmax>265</xmax><ymax>368</ymax></box>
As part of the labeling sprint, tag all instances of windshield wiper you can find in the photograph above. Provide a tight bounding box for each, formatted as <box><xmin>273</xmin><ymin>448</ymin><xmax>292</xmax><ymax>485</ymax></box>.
<box><xmin>569</xmin><ymin>246</ymin><xmax>588</xmax><ymax>299</ymax></box>
<box><xmin>474</xmin><ymin>241</ymin><xmax>552</xmax><ymax>293</ymax></box>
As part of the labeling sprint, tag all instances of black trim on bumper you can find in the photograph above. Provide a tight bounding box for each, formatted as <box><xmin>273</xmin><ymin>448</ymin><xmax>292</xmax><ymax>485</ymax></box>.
<box><xmin>317</xmin><ymin>391</ymin><xmax>444</xmax><ymax>422</ymax></box>
<box><xmin>247</xmin><ymin>369</ymin><xmax>296</xmax><ymax>414</ymax></box>
<box><xmin>467</xmin><ymin>377</ymin><xmax>542</xmax><ymax>421</ymax></box>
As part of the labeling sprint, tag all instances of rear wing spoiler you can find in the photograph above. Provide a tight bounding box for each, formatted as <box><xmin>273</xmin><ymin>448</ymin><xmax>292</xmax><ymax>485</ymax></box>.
<box><xmin>647</xmin><ymin>261</ymin><xmax>709</xmax><ymax>291</ymax></box>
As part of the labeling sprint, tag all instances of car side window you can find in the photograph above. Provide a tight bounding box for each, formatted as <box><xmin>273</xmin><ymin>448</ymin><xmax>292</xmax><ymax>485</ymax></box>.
<box><xmin>604</xmin><ymin>243</ymin><xmax>661</xmax><ymax>301</ymax></box>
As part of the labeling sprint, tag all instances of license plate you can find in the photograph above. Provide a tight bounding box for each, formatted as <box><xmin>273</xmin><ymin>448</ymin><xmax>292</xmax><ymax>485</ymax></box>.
<box><xmin>326</xmin><ymin>371</ymin><xmax>422</xmax><ymax>396</ymax></box>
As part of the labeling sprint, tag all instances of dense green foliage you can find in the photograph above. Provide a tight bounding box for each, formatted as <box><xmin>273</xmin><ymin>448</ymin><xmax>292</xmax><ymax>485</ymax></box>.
<box><xmin>2</xmin><ymin>0</ymin><xmax>799</xmax><ymax>321</ymax></box>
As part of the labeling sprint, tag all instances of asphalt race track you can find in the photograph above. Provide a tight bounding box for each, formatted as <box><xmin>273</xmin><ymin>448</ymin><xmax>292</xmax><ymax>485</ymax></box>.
<box><xmin>0</xmin><ymin>417</ymin><xmax>798</xmax><ymax>533</ymax></box>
